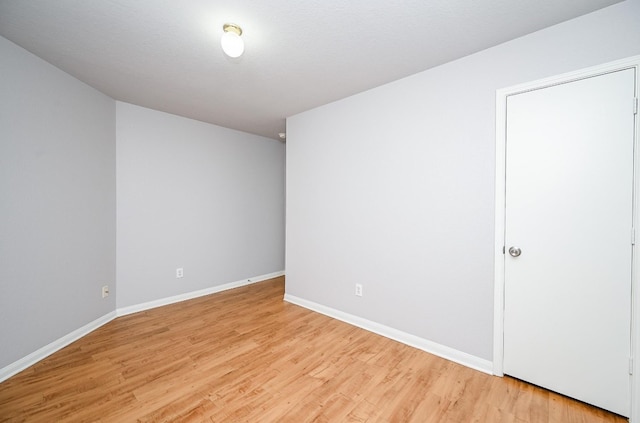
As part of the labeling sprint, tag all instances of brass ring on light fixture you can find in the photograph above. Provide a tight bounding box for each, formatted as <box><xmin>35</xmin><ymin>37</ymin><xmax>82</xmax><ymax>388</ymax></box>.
<box><xmin>223</xmin><ymin>23</ymin><xmax>242</xmax><ymax>36</ymax></box>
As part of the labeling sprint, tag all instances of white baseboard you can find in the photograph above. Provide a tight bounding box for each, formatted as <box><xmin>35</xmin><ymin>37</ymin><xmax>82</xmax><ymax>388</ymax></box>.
<box><xmin>0</xmin><ymin>271</ymin><xmax>285</xmax><ymax>384</ymax></box>
<box><xmin>0</xmin><ymin>311</ymin><xmax>117</xmax><ymax>383</ymax></box>
<box><xmin>283</xmin><ymin>294</ymin><xmax>493</xmax><ymax>375</ymax></box>
<box><xmin>117</xmin><ymin>270</ymin><xmax>285</xmax><ymax>317</ymax></box>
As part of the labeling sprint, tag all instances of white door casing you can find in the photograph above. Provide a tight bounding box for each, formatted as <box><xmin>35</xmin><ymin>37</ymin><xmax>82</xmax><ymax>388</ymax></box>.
<box><xmin>494</xmin><ymin>56</ymin><xmax>640</xmax><ymax>421</ymax></box>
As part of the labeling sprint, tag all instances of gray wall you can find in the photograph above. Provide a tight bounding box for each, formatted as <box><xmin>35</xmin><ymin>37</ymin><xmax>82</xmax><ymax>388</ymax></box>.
<box><xmin>116</xmin><ymin>102</ymin><xmax>285</xmax><ymax>308</ymax></box>
<box><xmin>0</xmin><ymin>38</ymin><xmax>286</xmax><ymax>371</ymax></box>
<box><xmin>0</xmin><ymin>36</ymin><xmax>116</xmax><ymax>369</ymax></box>
<box><xmin>286</xmin><ymin>0</ymin><xmax>640</xmax><ymax>361</ymax></box>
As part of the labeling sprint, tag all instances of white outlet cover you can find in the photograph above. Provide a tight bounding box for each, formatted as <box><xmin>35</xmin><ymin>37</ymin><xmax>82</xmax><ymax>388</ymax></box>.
<box><xmin>355</xmin><ymin>284</ymin><xmax>363</xmax><ymax>296</ymax></box>
<box><xmin>176</xmin><ymin>268</ymin><xmax>184</xmax><ymax>278</ymax></box>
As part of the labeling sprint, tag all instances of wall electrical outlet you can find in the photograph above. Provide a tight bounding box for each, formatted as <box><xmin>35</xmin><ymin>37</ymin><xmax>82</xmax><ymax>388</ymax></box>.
<box><xmin>355</xmin><ymin>283</ymin><xmax>363</xmax><ymax>297</ymax></box>
<box><xmin>176</xmin><ymin>268</ymin><xmax>184</xmax><ymax>278</ymax></box>
<box><xmin>101</xmin><ymin>285</ymin><xmax>109</xmax><ymax>298</ymax></box>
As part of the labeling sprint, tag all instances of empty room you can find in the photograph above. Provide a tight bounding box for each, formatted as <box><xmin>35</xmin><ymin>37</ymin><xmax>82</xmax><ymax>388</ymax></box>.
<box><xmin>1</xmin><ymin>0</ymin><xmax>640</xmax><ymax>421</ymax></box>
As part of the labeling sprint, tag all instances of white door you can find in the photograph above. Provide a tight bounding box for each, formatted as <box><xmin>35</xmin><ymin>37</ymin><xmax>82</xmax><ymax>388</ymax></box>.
<box><xmin>503</xmin><ymin>69</ymin><xmax>635</xmax><ymax>417</ymax></box>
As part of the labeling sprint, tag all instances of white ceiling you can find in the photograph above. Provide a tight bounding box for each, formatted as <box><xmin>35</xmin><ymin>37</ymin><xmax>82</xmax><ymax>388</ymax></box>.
<box><xmin>0</xmin><ymin>0</ymin><xmax>623</xmax><ymax>140</ymax></box>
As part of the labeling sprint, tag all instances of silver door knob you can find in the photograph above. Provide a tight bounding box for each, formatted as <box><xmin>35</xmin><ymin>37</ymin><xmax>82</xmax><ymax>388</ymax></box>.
<box><xmin>508</xmin><ymin>246</ymin><xmax>522</xmax><ymax>257</ymax></box>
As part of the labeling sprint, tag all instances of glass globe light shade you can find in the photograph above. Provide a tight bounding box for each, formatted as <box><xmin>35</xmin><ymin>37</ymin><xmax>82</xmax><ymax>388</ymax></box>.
<box><xmin>221</xmin><ymin>31</ymin><xmax>244</xmax><ymax>58</ymax></box>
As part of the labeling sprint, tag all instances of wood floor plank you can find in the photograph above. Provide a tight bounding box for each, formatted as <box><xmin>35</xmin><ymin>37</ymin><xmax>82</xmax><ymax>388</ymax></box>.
<box><xmin>0</xmin><ymin>277</ymin><xmax>627</xmax><ymax>422</ymax></box>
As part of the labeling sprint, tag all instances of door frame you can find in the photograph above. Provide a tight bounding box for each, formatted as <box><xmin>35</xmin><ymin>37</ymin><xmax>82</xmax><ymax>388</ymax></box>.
<box><xmin>493</xmin><ymin>55</ymin><xmax>640</xmax><ymax>421</ymax></box>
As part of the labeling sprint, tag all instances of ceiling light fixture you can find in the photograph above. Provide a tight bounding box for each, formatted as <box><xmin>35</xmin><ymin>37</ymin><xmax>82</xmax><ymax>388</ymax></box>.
<box><xmin>221</xmin><ymin>23</ymin><xmax>244</xmax><ymax>58</ymax></box>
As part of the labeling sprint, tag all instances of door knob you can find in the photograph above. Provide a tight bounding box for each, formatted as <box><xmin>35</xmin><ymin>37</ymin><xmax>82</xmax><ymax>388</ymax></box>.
<box><xmin>508</xmin><ymin>246</ymin><xmax>522</xmax><ymax>257</ymax></box>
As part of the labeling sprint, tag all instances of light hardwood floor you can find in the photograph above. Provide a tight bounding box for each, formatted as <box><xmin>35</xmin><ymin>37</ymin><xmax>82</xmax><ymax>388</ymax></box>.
<box><xmin>0</xmin><ymin>277</ymin><xmax>626</xmax><ymax>422</ymax></box>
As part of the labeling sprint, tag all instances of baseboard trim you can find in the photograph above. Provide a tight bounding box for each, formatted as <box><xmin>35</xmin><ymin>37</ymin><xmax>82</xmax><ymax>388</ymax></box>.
<box><xmin>0</xmin><ymin>311</ymin><xmax>117</xmax><ymax>383</ymax></box>
<box><xmin>283</xmin><ymin>293</ymin><xmax>493</xmax><ymax>375</ymax></box>
<box><xmin>0</xmin><ymin>271</ymin><xmax>285</xmax><ymax>384</ymax></box>
<box><xmin>117</xmin><ymin>270</ymin><xmax>285</xmax><ymax>317</ymax></box>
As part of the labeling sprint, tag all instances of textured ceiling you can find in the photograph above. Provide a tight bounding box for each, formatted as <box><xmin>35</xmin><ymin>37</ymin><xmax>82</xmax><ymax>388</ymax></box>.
<box><xmin>0</xmin><ymin>0</ymin><xmax>623</xmax><ymax>140</ymax></box>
